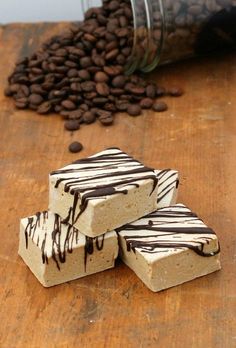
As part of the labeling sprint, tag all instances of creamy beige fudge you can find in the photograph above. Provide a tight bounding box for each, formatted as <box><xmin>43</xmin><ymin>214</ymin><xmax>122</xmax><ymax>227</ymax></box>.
<box><xmin>117</xmin><ymin>204</ymin><xmax>221</xmax><ymax>292</ymax></box>
<box><xmin>19</xmin><ymin>211</ymin><xmax>118</xmax><ymax>287</ymax></box>
<box><xmin>49</xmin><ymin>148</ymin><xmax>159</xmax><ymax>237</ymax></box>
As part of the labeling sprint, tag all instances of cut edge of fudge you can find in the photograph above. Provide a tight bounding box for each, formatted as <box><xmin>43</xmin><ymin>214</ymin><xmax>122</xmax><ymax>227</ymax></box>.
<box><xmin>18</xmin><ymin>211</ymin><xmax>119</xmax><ymax>287</ymax></box>
<box><xmin>49</xmin><ymin>147</ymin><xmax>159</xmax><ymax>237</ymax></box>
<box><xmin>155</xmin><ymin>169</ymin><xmax>179</xmax><ymax>208</ymax></box>
<box><xmin>117</xmin><ymin>204</ymin><xmax>221</xmax><ymax>292</ymax></box>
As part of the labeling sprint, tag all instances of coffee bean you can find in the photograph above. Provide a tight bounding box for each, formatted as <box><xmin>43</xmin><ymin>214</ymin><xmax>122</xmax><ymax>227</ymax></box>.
<box><xmin>67</xmin><ymin>69</ymin><xmax>78</xmax><ymax>78</ymax></box>
<box><xmin>96</xmin><ymin>82</ymin><xmax>110</xmax><ymax>96</ymax></box>
<box><xmin>28</xmin><ymin>93</ymin><xmax>44</xmax><ymax>105</ymax></box>
<box><xmin>68</xmin><ymin>141</ymin><xmax>83</xmax><ymax>153</ymax></box>
<box><xmin>61</xmin><ymin>99</ymin><xmax>76</xmax><ymax>110</ymax></box>
<box><xmin>105</xmin><ymin>49</ymin><xmax>119</xmax><ymax>61</ymax></box>
<box><xmin>37</xmin><ymin>101</ymin><xmax>52</xmax><ymax>114</ymax></box>
<box><xmin>94</xmin><ymin>71</ymin><xmax>109</xmax><ymax>83</ymax></box>
<box><xmin>152</xmin><ymin>101</ymin><xmax>168</xmax><ymax>112</ymax></box>
<box><xmin>146</xmin><ymin>85</ymin><xmax>156</xmax><ymax>98</ymax></box>
<box><xmin>83</xmin><ymin>111</ymin><xmax>96</xmax><ymax>124</ymax></box>
<box><xmin>103</xmin><ymin>66</ymin><xmax>122</xmax><ymax>76</ymax></box>
<box><xmin>93</xmin><ymin>97</ymin><xmax>109</xmax><ymax>105</ymax></box>
<box><xmin>81</xmin><ymin>81</ymin><xmax>95</xmax><ymax>92</ymax></box>
<box><xmin>64</xmin><ymin>120</ymin><xmax>80</xmax><ymax>131</ymax></box>
<box><xmin>80</xmin><ymin>57</ymin><xmax>92</xmax><ymax>68</ymax></box>
<box><xmin>116</xmin><ymin>100</ymin><xmax>129</xmax><ymax>111</ymax></box>
<box><xmin>140</xmin><ymin>98</ymin><xmax>154</xmax><ymax>109</ymax></box>
<box><xmin>108</xmin><ymin>1</ymin><xmax>120</xmax><ymax>11</ymax></box>
<box><xmin>168</xmin><ymin>87</ymin><xmax>184</xmax><ymax>97</ymax></box>
<box><xmin>127</xmin><ymin>104</ymin><xmax>142</xmax><ymax>116</ymax></box>
<box><xmin>67</xmin><ymin>109</ymin><xmax>83</xmax><ymax>120</ymax></box>
<box><xmin>15</xmin><ymin>100</ymin><xmax>28</xmax><ymax>109</ymax></box>
<box><xmin>112</xmin><ymin>75</ymin><xmax>126</xmax><ymax>88</ymax></box>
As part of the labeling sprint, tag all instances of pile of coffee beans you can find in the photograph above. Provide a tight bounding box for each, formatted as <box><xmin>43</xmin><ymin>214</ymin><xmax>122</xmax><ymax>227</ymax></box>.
<box><xmin>4</xmin><ymin>0</ymin><xmax>184</xmax><ymax>153</ymax></box>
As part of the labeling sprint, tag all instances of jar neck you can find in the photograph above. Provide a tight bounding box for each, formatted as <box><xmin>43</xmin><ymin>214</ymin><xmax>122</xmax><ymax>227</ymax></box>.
<box><xmin>126</xmin><ymin>0</ymin><xmax>165</xmax><ymax>74</ymax></box>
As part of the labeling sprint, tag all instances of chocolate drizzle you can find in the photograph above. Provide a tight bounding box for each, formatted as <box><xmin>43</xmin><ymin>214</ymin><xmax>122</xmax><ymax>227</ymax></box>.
<box><xmin>116</xmin><ymin>204</ymin><xmax>220</xmax><ymax>258</ymax></box>
<box><xmin>50</xmin><ymin>148</ymin><xmax>158</xmax><ymax>225</ymax></box>
<box><xmin>23</xmin><ymin>211</ymin><xmax>104</xmax><ymax>271</ymax></box>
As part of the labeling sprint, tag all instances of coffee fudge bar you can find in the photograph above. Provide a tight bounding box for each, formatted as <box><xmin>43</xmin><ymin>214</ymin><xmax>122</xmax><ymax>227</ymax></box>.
<box><xmin>117</xmin><ymin>204</ymin><xmax>221</xmax><ymax>292</ymax></box>
<box><xmin>19</xmin><ymin>211</ymin><xmax>118</xmax><ymax>287</ymax></box>
<box><xmin>49</xmin><ymin>148</ymin><xmax>159</xmax><ymax>237</ymax></box>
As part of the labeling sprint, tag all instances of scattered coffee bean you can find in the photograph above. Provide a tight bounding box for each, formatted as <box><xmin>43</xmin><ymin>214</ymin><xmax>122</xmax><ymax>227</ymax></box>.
<box><xmin>83</xmin><ymin>111</ymin><xmax>96</xmax><ymax>124</ymax></box>
<box><xmin>94</xmin><ymin>71</ymin><xmax>109</xmax><ymax>83</ymax></box>
<box><xmin>168</xmin><ymin>87</ymin><xmax>184</xmax><ymax>97</ymax></box>
<box><xmin>28</xmin><ymin>93</ymin><xmax>43</xmax><ymax>105</ymax></box>
<box><xmin>96</xmin><ymin>82</ymin><xmax>110</xmax><ymax>96</ymax></box>
<box><xmin>140</xmin><ymin>98</ymin><xmax>154</xmax><ymax>109</ymax></box>
<box><xmin>152</xmin><ymin>101</ymin><xmax>168</xmax><ymax>112</ymax></box>
<box><xmin>64</xmin><ymin>120</ymin><xmax>80</xmax><ymax>131</ymax></box>
<box><xmin>127</xmin><ymin>104</ymin><xmax>142</xmax><ymax>116</ymax></box>
<box><xmin>37</xmin><ymin>101</ymin><xmax>52</xmax><ymax>114</ymax></box>
<box><xmin>68</xmin><ymin>141</ymin><xmax>83</xmax><ymax>153</ymax></box>
<box><xmin>61</xmin><ymin>99</ymin><xmax>76</xmax><ymax>110</ymax></box>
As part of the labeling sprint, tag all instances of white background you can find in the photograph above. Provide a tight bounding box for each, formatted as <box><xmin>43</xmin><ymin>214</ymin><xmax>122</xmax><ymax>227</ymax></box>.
<box><xmin>0</xmin><ymin>0</ymin><xmax>86</xmax><ymax>23</ymax></box>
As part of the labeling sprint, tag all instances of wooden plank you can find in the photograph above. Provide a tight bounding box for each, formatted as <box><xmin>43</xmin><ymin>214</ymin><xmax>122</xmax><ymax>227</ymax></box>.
<box><xmin>0</xmin><ymin>23</ymin><xmax>235</xmax><ymax>348</ymax></box>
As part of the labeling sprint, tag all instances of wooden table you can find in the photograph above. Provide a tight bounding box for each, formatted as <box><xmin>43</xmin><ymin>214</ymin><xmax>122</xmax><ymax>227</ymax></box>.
<box><xmin>0</xmin><ymin>23</ymin><xmax>235</xmax><ymax>348</ymax></box>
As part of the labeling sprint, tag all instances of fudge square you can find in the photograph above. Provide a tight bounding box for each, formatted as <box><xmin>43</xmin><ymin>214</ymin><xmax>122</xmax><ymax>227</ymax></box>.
<box><xmin>49</xmin><ymin>148</ymin><xmax>159</xmax><ymax>237</ymax></box>
<box><xmin>117</xmin><ymin>204</ymin><xmax>221</xmax><ymax>292</ymax></box>
<box><xmin>19</xmin><ymin>211</ymin><xmax>118</xmax><ymax>287</ymax></box>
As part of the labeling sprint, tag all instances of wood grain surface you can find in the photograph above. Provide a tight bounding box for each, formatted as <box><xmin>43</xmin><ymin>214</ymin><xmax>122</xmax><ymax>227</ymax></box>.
<box><xmin>0</xmin><ymin>23</ymin><xmax>235</xmax><ymax>348</ymax></box>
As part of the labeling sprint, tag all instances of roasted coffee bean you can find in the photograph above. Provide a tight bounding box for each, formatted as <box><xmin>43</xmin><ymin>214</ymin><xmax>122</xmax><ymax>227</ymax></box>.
<box><xmin>68</xmin><ymin>141</ymin><xmax>83</xmax><ymax>153</ymax></box>
<box><xmin>94</xmin><ymin>71</ymin><xmax>109</xmax><ymax>83</ymax></box>
<box><xmin>168</xmin><ymin>87</ymin><xmax>184</xmax><ymax>97</ymax></box>
<box><xmin>78</xmin><ymin>69</ymin><xmax>91</xmax><ymax>80</ymax></box>
<box><xmin>140</xmin><ymin>98</ymin><xmax>154</xmax><ymax>109</ymax></box>
<box><xmin>37</xmin><ymin>101</ymin><xmax>52</xmax><ymax>114</ymax></box>
<box><xmin>112</xmin><ymin>75</ymin><xmax>126</xmax><ymax>88</ymax></box>
<box><xmin>81</xmin><ymin>81</ymin><xmax>95</xmax><ymax>92</ymax></box>
<box><xmin>64</xmin><ymin>119</ymin><xmax>80</xmax><ymax>131</ymax></box>
<box><xmin>116</xmin><ymin>100</ymin><xmax>129</xmax><ymax>111</ymax></box>
<box><xmin>103</xmin><ymin>66</ymin><xmax>122</xmax><ymax>76</ymax></box>
<box><xmin>61</xmin><ymin>99</ymin><xmax>77</xmax><ymax>110</ymax></box>
<box><xmin>127</xmin><ymin>104</ymin><xmax>142</xmax><ymax>116</ymax></box>
<box><xmin>105</xmin><ymin>49</ymin><xmax>119</xmax><ymax>61</ymax></box>
<box><xmin>146</xmin><ymin>84</ymin><xmax>156</xmax><ymax>98</ymax></box>
<box><xmin>92</xmin><ymin>56</ymin><xmax>106</xmax><ymax>67</ymax></box>
<box><xmin>67</xmin><ymin>69</ymin><xmax>78</xmax><ymax>78</ymax></box>
<box><xmin>83</xmin><ymin>111</ymin><xmax>96</xmax><ymax>124</ymax></box>
<box><xmin>152</xmin><ymin>101</ymin><xmax>168</xmax><ymax>112</ymax></box>
<box><xmin>15</xmin><ymin>100</ymin><xmax>28</xmax><ymax>109</ymax></box>
<box><xmin>93</xmin><ymin>97</ymin><xmax>109</xmax><ymax>105</ymax></box>
<box><xmin>67</xmin><ymin>109</ymin><xmax>83</xmax><ymax>120</ymax></box>
<box><xmin>96</xmin><ymin>82</ymin><xmax>110</xmax><ymax>96</ymax></box>
<box><xmin>28</xmin><ymin>93</ymin><xmax>44</xmax><ymax>105</ymax></box>
<box><xmin>80</xmin><ymin>57</ymin><xmax>92</xmax><ymax>68</ymax></box>
<box><xmin>156</xmin><ymin>86</ymin><xmax>166</xmax><ymax>97</ymax></box>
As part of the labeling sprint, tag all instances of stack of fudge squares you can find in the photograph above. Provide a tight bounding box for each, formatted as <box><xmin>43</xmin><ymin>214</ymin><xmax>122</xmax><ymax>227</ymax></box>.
<box><xmin>19</xmin><ymin>148</ymin><xmax>221</xmax><ymax>292</ymax></box>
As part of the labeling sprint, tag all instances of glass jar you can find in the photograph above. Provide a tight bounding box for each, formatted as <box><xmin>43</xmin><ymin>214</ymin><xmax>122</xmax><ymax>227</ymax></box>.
<box><xmin>81</xmin><ymin>0</ymin><xmax>236</xmax><ymax>73</ymax></box>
